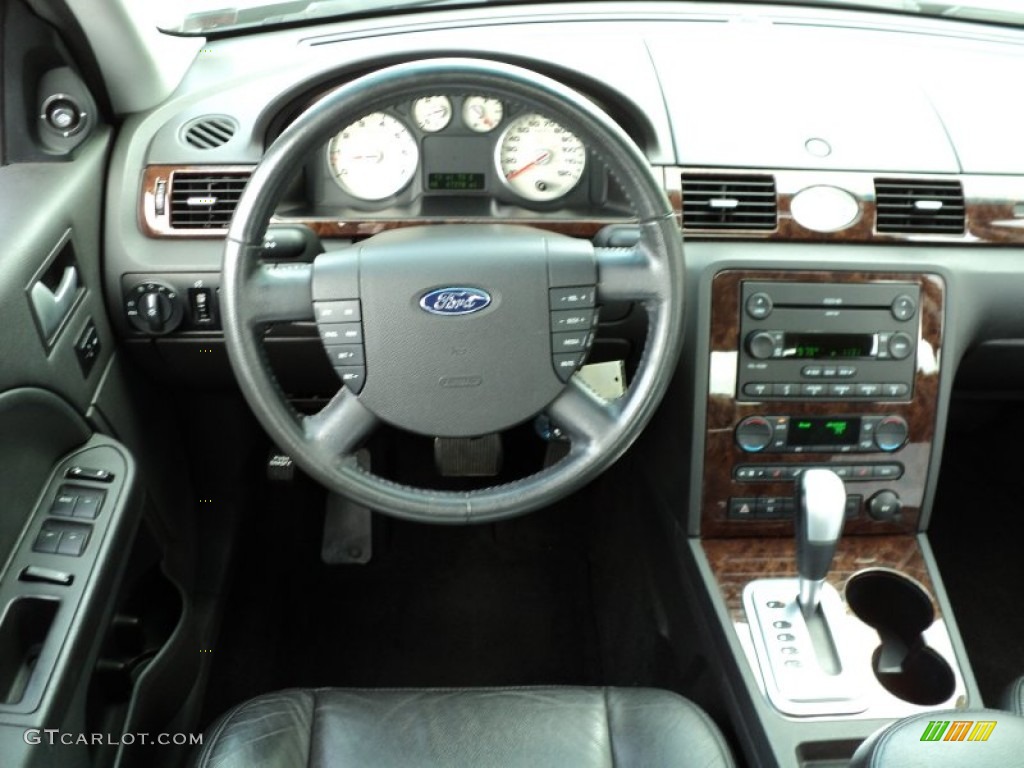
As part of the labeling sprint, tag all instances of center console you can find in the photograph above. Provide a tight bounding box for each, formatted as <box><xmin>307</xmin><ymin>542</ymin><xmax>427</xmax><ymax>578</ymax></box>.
<box><xmin>689</xmin><ymin>269</ymin><xmax>979</xmax><ymax>766</ymax></box>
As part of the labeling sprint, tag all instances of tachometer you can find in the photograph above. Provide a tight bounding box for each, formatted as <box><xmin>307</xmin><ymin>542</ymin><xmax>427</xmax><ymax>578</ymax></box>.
<box><xmin>327</xmin><ymin>112</ymin><xmax>419</xmax><ymax>201</ymax></box>
<box><xmin>496</xmin><ymin>113</ymin><xmax>585</xmax><ymax>202</ymax></box>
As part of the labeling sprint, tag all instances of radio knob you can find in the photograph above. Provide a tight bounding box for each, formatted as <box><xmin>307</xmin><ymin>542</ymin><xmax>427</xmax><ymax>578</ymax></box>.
<box><xmin>868</xmin><ymin>490</ymin><xmax>902</xmax><ymax>521</ymax></box>
<box><xmin>736</xmin><ymin>416</ymin><xmax>774</xmax><ymax>452</ymax></box>
<box><xmin>873</xmin><ymin>416</ymin><xmax>908</xmax><ymax>452</ymax></box>
<box><xmin>888</xmin><ymin>332</ymin><xmax>913</xmax><ymax>360</ymax></box>
<box><xmin>747</xmin><ymin>331</ymin><xmax>779</xmax><ymax>360</ymax></box>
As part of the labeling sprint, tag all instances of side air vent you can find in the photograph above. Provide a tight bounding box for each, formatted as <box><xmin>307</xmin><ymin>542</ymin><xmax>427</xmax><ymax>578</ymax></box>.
<box><xmin>169</xmin><ymin>171</ymin><xmax>250</xmax><ymax>229</ymax></box>
<box><xmin>682</xmin><ymin>174</ymin><xmax>777</xmax><ymax>231</ymax></box>
<box><xmin>182</xmin><ymin>116</ymin><xmax>238</xmax><ymax>149</ymax></box>
<box><xmin>874</xmin><ymin>179</ymin><xmax>965</xmax><ymax>235</ymax></box>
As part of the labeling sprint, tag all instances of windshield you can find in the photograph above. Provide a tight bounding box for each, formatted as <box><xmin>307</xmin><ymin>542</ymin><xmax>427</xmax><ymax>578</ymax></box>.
<box><xmin>157</xmin><ymin>0</ymin><xmax>1024</xmax><ymax>35</ymax></box>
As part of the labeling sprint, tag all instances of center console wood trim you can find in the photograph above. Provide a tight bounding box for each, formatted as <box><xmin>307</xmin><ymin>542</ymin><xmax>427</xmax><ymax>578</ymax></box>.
<box><xmin>700</xmin><ymin>270</ymin><xmax>944</xmax><ymax>538</ymax></box>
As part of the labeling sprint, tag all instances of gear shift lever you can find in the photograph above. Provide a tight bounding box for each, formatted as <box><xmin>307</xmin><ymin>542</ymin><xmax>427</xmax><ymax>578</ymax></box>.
<box><xmin>796</xmin><ymin>468</ymin><xmax>847</xmax><ymax>616</ymax></box>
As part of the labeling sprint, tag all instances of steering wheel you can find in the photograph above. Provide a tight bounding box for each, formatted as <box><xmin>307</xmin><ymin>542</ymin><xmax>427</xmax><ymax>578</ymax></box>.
<box><xmin>221</xmin><ymin>58</ymin><xmax>684</xmax><ymax>523</ymax></box>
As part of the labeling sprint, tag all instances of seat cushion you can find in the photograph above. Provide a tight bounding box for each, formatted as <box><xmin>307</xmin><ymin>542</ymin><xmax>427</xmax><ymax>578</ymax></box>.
<box><xmin>194</xmin><ymin>686</ymin><xmax>734</xmax><ymax>768</ymax></box>
<box><xmin>850</xmin><ymin>709</ymin><xmax>1024</xmax><ymax>768</ymax></box>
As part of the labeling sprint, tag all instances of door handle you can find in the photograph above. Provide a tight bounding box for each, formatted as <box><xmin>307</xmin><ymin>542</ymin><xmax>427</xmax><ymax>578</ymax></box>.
<box><xmin>30</xmin><ymin>265</ymin><xmax>79</xmax><ymax>341</ymax></box>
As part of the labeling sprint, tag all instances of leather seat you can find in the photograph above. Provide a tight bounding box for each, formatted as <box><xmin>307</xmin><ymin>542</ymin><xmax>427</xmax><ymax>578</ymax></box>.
<box><xmin>194</xmin><ymin>686</ymin><xmax>735</xmax><ymax>767</ymax></box>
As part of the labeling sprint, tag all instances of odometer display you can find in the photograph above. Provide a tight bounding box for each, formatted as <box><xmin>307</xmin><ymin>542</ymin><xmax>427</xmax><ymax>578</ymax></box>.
<box><xmin>427</xmin><ymin>172</ymin><xmax>485</xmax><ymax>191</ymax></box>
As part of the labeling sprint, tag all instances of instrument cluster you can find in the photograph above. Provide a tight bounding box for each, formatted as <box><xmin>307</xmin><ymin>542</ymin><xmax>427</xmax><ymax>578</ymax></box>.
<box><xmin>320</xmin><ymin>93</ymin><xmax>590</xmax><ymax>209</ymax></box>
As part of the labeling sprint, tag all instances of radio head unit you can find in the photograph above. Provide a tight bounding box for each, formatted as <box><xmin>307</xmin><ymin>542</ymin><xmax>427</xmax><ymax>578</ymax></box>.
<box><xmin>737</xmin><ymin>281</ymin><xmax>919</xmax><ymax>401</ymax></box>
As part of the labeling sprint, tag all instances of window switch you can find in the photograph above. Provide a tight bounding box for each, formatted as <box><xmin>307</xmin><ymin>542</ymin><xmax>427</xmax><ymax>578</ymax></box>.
<box><xmin>56</xmin><ymin>527</ymin><xmax>89</xmax><ymax>557</ymax></box>
<box><xmin>33</xmin><ymin>526</ymin><xmax>62</xmax><ymax>554</ymax></box>
<box><xmin>50</xmin><ymin>488</ymin><xmax>78</xmax><ymax>517</ymax></box>
<box><xmin>72</xmin><ymin>488</ymin><xmax>105</xmax><ymax>520</ymax></box>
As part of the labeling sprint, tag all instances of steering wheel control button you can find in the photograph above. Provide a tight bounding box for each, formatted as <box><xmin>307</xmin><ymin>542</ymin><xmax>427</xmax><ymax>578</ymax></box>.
<box><xmin>553</xmin><ymin>353</ymin><xmax>585</xmax><ymax>382</ymax></box>
<box><xmin>891</xmin><ymin>294</ymin><xmax>917</xmax><ymax>321</ymax></box>
<box><xmin>868</xmin><ymin>490</ymin><xmax>902</xmax><ymax>521</ymax></box>
<box><xmin>874</xmin><ymin>416</ymin><xmax>909</xmax><ymax>452</ymax></box>
<box><xmin>887</xmin><ymin>332</ymin><xmax>913</xmax><ymax>360</ymax></box>
<box><xmin>319</xmin><ymin>323</ymin><xmax>363</xmax><ymax>344</ymax></box>
<box><xmin>552</xmin><ymin>331</ymin><xmax>590</xmax><ymax>353</ymax></box>
<box><xmin>735</xmin><ymin>416</ymin><xmax>774</xmax><ymax>452</ymax></box>
<box><xmin>550</xmin><ymin>309</ymin><xmax>596</xmax><ymax>331</ymax></box>
<box><xmin>315</xmin><ymin>300</ymin><xmax>361</xmax><ymax>323</ymax></box>
<box><xmin>746</xmin><ymin>292</ymin><xmax>773</xmax><ymax>319</ymax></box>
<box><xmin>65</xmin><ymin>466</ymin><xmax>114</xmax><ymax>482</ymax></box>
<box><xmin>334</xmin><ymin>366</ymin><xmax>366</xmax><ymax>394</ymax></box>
<box><xmin>325</xmin><ymin>345</ymin><xmax>365</xmax><ymax>366</ymax></box>
<box><xmin>549</xmin><ymin>286</ymin><xmax>596</xmax><ymax>309</ymax></box>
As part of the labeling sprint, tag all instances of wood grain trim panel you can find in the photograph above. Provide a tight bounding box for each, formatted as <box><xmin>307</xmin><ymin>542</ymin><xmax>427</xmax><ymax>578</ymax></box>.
<box><xmin>667</xmin><ymin>167</ymin><xmax>1024</xmax><ymax>245</ymax></box>
<box><xmin>702</xmin><ymin>536</ymin><xmax>935</xmax><ymax>623</ymax></box>
<box><xmin>140</xmin><ymin>164</ymin><xmax>630</xmax><ymax>239</ymax></box>
<box><xmin>700</xmin><ymin>270</ymin><xmax>944</xmax><ymax>538</ymax></box>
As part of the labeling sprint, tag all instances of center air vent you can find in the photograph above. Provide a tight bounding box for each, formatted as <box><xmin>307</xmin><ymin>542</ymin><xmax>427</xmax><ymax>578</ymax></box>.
<box><xmin>182</xmin><ymin>116</ymin><xmax>238</xmax><ymax>149</ymax></box>
<box><xmin>874</xmin><ymin>179</ymin><xmax>965</xmax><ymax>235</ymax></box>
<box><xmin>682</xmin><ymin>174</ymin><xmax>777</xmax><ymax>231</ymax></box>
<box><xmin>169</xmin><ymin>171</ymin><xmax>250</xmax><ymax>230</ymax></box>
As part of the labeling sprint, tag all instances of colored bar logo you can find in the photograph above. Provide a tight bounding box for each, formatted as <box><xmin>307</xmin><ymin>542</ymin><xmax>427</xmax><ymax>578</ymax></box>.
<box><xmin>920</xmin><ymin>720</ymin><xmax>997</xmax><ymax>742</ymax></box>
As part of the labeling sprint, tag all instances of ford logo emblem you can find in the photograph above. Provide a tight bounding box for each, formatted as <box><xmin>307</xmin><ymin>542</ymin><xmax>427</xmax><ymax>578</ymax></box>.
<box><xmin>419</xmin><ymin>287</ymin><xmax>492</xmax><ymax>316</ymax></box>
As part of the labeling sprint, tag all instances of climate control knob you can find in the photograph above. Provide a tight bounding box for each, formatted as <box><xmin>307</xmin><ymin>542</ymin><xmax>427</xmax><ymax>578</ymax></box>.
<box><xmin>125</xmin><ymin>282</ymin><xmax>183</xmax><ymax>335</ymax></box>
<box><xmin>873</xmin><ymin>416</ymin><xmax>909</xmax><ymax>452</ymax></box>
<box><xmin>736</xmin><ymin>416</ymin><xmax>774</xmax><ymax>452</ymax></box>
<box><xmin>747</xmin><ymin>331</ymin><xmax>779</xmax><ymax>360</ymax></box>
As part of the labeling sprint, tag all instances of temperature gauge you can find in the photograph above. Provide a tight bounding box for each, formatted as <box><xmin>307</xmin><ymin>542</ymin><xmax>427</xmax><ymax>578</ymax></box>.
<box><xmin>462</xmin><ymin>96</ymin><xmax>503</xmax><ymax>132</ymax></box>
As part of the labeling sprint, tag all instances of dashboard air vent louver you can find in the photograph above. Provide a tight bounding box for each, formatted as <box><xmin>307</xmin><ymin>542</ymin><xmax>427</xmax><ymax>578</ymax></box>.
<box><xmin>874</xmin><ymin>179</ymin><xmax>965</xmax><ymax>235</ymax></box>
<box><xmin>182</xmin><ymin>116</ymin><xmax>238</xmax><ymax>149</ymax></box>
<box><xmin>169</xmin><ymin>171</ymin><xmax>250</xmax><ymax>229</ymax></box>
<box><xmin>682</xmin><ymin>174</ymin><xmax>777</xmax><ymax>231</ymax></box>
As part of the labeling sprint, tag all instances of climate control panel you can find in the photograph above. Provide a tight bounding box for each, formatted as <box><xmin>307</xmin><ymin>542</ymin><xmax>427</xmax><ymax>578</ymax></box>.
<box><xmin>735</xmin><ymin>414</ymin><xmax>908</xmax><ymax>453</ymax></box>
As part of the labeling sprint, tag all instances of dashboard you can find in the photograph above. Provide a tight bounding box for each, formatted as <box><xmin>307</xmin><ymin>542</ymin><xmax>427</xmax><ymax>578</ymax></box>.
<box><xmin>94</xmin><ymin>2</ymin><xmax>1024</xmax><ymax>764</ymax></box>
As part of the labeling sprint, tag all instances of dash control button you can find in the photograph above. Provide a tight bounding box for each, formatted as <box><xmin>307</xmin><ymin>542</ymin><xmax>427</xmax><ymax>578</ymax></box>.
<box><xmin>746</xmin><ymin>292</ymin><xmax>773</xmax><ymax>319</ymax></box>
<box><xmin>891</xmin><ymin>294</ymin><xmax>917</xmax><ymax>321</ymax></box>
<box><xmin>549</xmin><ymin>287</ymin><xmax>596</xmax><ymax>309</ymax></box>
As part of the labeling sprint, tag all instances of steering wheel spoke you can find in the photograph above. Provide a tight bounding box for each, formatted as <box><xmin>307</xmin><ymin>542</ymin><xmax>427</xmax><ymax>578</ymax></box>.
<box><xmin>595</xmin><ymin>231</ymin><xmax>669</xmax><ymax>304</ymax></box>
<box><xmin>546</xmin><ymin>378</ymin><xmax>623</xmax><ymax>454</ymax></box>
<box><xmin>226</xmin><ymin>240</ymin><xmax>315</xmax><ymax>326</ymax></box>
<box><xmin>302</xmin><ymin>389</ymin><xmax>379</xmax><ymax>459</ymax></box>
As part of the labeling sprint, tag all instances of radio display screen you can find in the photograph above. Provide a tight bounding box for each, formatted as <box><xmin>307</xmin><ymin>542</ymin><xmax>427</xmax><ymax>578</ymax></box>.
<box><xmin>784</xmin><ymin>332</ymin><xmax>875</xmax><ymax>359</ymax></box>
<box><xmin>789</xmin><ymin>417</ymin><xmax>860</xmax><ymax>447</ymax></box>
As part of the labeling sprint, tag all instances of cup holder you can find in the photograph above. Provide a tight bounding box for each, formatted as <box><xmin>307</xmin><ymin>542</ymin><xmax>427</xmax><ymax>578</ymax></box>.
<box><xmin>845</xmin><ymin>569</ymin><xmax>955</xmax><ymax>706</ymax></box>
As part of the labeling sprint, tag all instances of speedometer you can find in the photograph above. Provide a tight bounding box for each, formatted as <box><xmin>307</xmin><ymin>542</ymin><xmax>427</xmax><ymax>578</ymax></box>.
<box><xmin>327</xmin><ymin>112</ymin><xmax>419</xmax><ymax>201</ymax></box>
<box><xmin>496</xmin><ymin>113</ymin><xmax>586</xmax><ymax>202</ymax></box>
